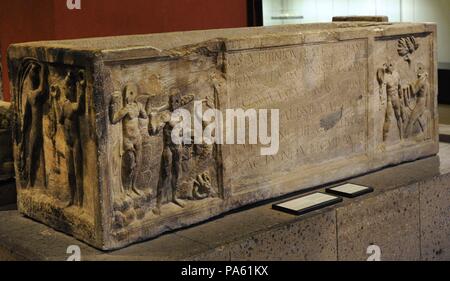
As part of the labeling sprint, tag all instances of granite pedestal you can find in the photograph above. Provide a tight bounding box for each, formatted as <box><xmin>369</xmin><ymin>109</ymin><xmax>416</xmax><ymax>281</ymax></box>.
<box><xmin>0</xmin><ymin>143</ymin><xmax>449</xmax><ymax>261</ymax></box>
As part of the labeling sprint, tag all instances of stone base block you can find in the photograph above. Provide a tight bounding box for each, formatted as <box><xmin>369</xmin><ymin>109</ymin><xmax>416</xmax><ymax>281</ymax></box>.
<box><xmin>0</xmin><ymin>145</ymin><xmax>449</xmax><ymax>261</ymax></box>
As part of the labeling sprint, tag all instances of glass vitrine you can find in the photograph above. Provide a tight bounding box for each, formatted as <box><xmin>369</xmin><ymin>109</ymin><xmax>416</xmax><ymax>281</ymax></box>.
<box><xmin>261</xmin><ymin>0</ymin><xmax>401</xmax><ymax>26</ymax></box>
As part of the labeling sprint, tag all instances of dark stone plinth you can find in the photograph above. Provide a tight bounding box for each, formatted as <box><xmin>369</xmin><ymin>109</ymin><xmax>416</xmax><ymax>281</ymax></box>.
<box><xmin>0</xmin><ymin>144</ymin><xmax>449</xmax><ymax>261</ymax></box>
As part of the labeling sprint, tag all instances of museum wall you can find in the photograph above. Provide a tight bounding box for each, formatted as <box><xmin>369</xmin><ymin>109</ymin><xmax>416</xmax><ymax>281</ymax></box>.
<box><xmin>263</xmin><ymin>0</ymin><xmax>450</xmax><ymax>64</ymax></box>
<box><xmin>0</xmin><ymin>0</ymin><xmax>248</xmax><ymax>101</ymax></box>
<box><xmin>401</xmin><ymin>0</ymin><xmax>450</xmax><ymax>65</ymax></box>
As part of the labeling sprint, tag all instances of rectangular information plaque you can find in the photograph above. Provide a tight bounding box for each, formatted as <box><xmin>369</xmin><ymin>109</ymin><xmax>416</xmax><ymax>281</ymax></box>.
<box><xmin>325</xmin><ymin>183</ymin><xmax>374</xmax><ymax>198</ymax></box>
<box><xmin>272</xmin><ymin>193</ymin><xmax>342</xmax><ymax>215</ymax></box>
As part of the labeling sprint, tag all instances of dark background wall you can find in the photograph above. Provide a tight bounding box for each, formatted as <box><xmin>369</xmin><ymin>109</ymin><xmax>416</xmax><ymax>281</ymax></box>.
<box><xmin>0</xmin><ymin>0</ymin><xmax>248</xmax><ymax>101</ymax></box>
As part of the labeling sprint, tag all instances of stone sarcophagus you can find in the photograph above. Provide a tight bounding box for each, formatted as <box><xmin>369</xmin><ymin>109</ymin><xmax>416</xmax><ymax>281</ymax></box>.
<box><xmin>8</xmin><ymin>22</ymin><xmax>438</xmax><ymax>250</ymax></box>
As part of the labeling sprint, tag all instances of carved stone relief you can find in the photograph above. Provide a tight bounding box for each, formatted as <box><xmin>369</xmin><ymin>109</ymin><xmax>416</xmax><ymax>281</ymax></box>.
<box><xmin>397</xmin><ymin>36</ymin><xmax>419</xmax><ymax>65</ymax></box>
<box><xmin>17</xmin><ymin>61</ymin><xmax>47</xmax><ymax>188</ymax></box>
<box><xmin>108</xmin><ymin>58</ymin><xmax>223</xmax><ymax>231</ymax></box>
<box><xmin>10</xmin><ymin>55</ymin><xmax>97</xmax><ymax>242</ymax></box>
<box><xmin>50</xmin><ymin>70</ymin><xmax>86</xmax><ymax>207</ymax></box>
<box><xmin>110</xmin><ymin>83</ymin><xmax>148</xmax><ymax>196</ymax></box>
<box><xmin>376</xmin><ymin>35</ymin><xmax>433</xmax><ymax>144</ymax></box>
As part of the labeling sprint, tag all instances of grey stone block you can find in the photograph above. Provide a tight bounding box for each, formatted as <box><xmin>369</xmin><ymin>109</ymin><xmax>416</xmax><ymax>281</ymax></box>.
<box><xmin>226</xmin><ymin>210</ymin><xmax>337</xmax><ymax>261</ymax></box>
<box><xmin>0</xmin><ymin>150</ymin><xmax>449</xmax><ymax>261</ymax></box>
<box><xmin>188</xmin><ymin>247</ymin><xmax>231</xmax><ymax>261</ymax></box>
<box><xmin>336</xmin><ymin>185</ymin><xmax>421</xmax><ymax>261</ymax></box>
<box><xmin>420</xmin><ymin>174</ymin><xmax>450</xmax><ymax>260</ymax></box>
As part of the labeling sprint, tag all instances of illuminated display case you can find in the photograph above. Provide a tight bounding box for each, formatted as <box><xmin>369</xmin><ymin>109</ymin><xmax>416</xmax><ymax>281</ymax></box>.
<box><xmin>260</xmin><ymin>0</ymin><xmax>401</xmax><ymax>26</ymax></box>
<box><xmin>250</xmin><ymin>0</ymin><xmax>449</xmax><ymax>102</ymax></box>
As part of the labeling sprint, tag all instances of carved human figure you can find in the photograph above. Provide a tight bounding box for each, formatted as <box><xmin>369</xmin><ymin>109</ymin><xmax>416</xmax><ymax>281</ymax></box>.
<box><xmin>405</xmin><ymin>65</ymin><xmax>429</xmax><ymax>137</ymax></box>
<box><xmin>110</xmin><ymin>83</ymin><xmax>148</xmax><ymax>196</ymax></box>
<box><xmin>51</xmin><ymin>70</ymin><xmax>86</xmax><ymax>207</ymax></box>
<box><xmin>20</xmin><ymin>63</ymin><xmax>46</xmax><ymax>187</ymax></box>
<box><xmin>377</xmin><ymin>61</ymin><xmax>406</xmax><ymax>140</ymax></box>
<box><xmin>192</xmin><ymin>172</ymin><xmax>215</xmax><ymax>200</ymax></box>
<box><xmin>150</xmin><ymin>90</ymin><xmax>195</xmax><ymax>215</ymax></box>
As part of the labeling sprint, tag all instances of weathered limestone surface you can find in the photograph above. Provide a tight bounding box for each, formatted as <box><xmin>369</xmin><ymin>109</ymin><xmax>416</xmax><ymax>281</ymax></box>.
<box><xmin>7</xmin><ymin>22</ymin><xmax>439</xmax><ymax>250</ymax></box>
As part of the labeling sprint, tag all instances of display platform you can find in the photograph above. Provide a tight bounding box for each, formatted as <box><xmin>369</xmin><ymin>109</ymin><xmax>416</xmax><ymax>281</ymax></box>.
<box><xmin>0</xmin><ymin>144</ymin><xmax>449</xmax><ymax>261</ymax></box>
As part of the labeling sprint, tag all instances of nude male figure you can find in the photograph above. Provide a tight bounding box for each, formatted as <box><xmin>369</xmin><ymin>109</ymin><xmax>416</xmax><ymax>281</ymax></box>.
<box><xmin>20</xmin><ymin>63</ymin><xmax>46</xmax><ymax>187</ymax></box>
<box><xmin>111</xmin><ymin>83</ymin><xmax>148</xmax><ymax>196</ymax></box>
<box><xmin>51</xmin><ymin>70</ymin><xmax>86</xmax><ymax>207</ymax></box>
<box><xmin>378</xmin><ymin>61</ymin><xmax>406</xmax><ymax>140</ymax></box>
<box><xmin>149</xmin><ymin>90</ymin><xmax>195</xmax><ymax>215</ymax></box>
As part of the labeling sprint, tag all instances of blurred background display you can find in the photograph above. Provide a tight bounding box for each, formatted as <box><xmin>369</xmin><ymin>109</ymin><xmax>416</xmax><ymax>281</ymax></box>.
<box><xmin>261</xmin><ymin>0</ymin><xmax>450</xmax><ymax>107</ymax></box>
<box><xmin>262</xmin><ymin>0</ymin><xmax>449</xmax><ymax>64</ymax></box>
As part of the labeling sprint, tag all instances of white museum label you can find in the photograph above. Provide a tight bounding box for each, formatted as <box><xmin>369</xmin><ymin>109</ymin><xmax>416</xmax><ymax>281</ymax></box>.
<box><xmin>273</xmin><ymin>193</ymin><xmax>342</xmax><ymax>215</ymax></box>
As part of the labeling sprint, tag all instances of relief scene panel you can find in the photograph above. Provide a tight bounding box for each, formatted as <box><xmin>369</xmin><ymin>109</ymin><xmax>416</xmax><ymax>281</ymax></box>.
<box><xmin>103</xmin><ymin>49</ymin><xmax>224</xmax><ymax>240</ymax></box>
<box><xmin>374</xmin><ymin>33</ymin><xmax>436</xmax><ymax>150</ymax></box>
<box><xmin>10</xmin><ymin>58</ymin><xmax>98</xmax><ymax>240</ymax></box>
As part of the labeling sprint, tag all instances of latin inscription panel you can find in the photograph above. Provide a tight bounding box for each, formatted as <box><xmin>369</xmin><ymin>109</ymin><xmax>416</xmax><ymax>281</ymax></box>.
<box><xmin>224</xmin><ymin>40</ymin><xmax>369</xmax><ymax>194</ymax></box>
